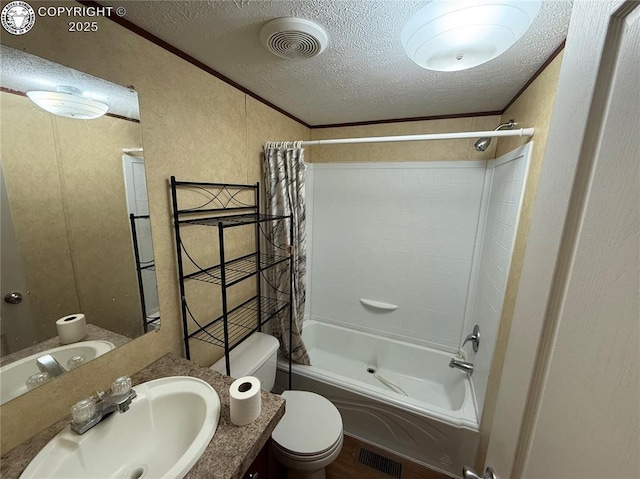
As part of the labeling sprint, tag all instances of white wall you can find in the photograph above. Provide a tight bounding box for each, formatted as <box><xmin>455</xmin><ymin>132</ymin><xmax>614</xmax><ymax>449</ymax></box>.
<box><xmin>463</xmin><ymin>143</ymin><xmax>532</xmax><ymax>416</ymax></box>
<box><xmin>306</xmin><ymin>161</ymin><xmax>487</xmax><ymax>352</ymax></box>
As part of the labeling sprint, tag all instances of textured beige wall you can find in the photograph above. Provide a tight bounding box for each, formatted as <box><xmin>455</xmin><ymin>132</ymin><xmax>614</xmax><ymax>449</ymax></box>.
<box><xmin>246</xmin><ymin>96</ymin><xmax>310</xmax><ymax>182</ymax></box>
<box><xmin>308</xmin><ymin>115</ymin><xmax>501</xmax><ymax>162</ymax></box>
<box><xmin>477</xmin><ymin>51</ymin><xmax>564</xmax><ymax>465</ymax></box>
<box><xmin>1</xmin><ymin>92</ymin><xmax>81</xmax><ymax>341</ymax></box>
<box><xmin>0</xmin><ymin>1</ymin><xmax>309</xmax><ymax>453</ymax></box>
<box><xmin>1</xmin><ymin>92</ymin><xmax>143</xmax><ymax>340</ymax></box>
<box><xmin>55</xmin><ymin>112</ymin><xmax>143</xmax><ymax>339</ymax></box>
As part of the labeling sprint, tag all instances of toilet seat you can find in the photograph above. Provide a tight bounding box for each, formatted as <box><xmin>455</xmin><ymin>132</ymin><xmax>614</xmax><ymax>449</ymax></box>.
<box><xmin>272</xmin><ymin>432</ymin><xmax>343</xmax><ymax>464</ymax></box>
<box><xmin>271</xmin><ymin>390</ymin><xmax>343</xmax><ymax>457</ymax></box>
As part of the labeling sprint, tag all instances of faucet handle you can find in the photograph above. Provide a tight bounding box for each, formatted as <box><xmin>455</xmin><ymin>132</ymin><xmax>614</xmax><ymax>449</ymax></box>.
<box><xmin>71</xmin><ymin>397</ymin><xmax>96</xmax><ymax>424</ymax></box>
<box><xmin>66</xmin><ymin>355</ymin><xmax>86</xmax><ymax>370</ymax></box>
<box><xmin>111</xmin><ymin>376</ymin><xmax>133</xmax><ymax>396</ymax></box>
<box><xmin>25</xmin><ymin>372</ymin><xmax>51</xmax><ymax>391</ymax></box>
<box><xmin>462</xmin><ymin>325</ymin><xmax>481</xmax><ymax>353</ymax></box>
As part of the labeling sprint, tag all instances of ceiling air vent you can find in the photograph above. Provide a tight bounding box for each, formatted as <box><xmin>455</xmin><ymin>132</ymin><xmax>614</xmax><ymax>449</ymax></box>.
<box><xmin>260</xmin><ymin>17</ymin><xmax>328</xmax><ymax>60</ymax></box>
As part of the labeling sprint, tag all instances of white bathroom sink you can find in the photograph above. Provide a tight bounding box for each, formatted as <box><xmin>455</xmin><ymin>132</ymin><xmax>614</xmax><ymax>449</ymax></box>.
<box><xmin>20</xmin><ymin>376</ymin><xmax>221</xmax><ymax>479</ymax></box>
<box><xmin>0</xmin><ymin>340</ymin><xmax>115</xmax><ymax>405</ymax></box>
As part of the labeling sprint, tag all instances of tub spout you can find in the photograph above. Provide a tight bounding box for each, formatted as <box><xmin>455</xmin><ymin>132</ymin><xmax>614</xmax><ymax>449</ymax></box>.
<box><xmin>449</xmin><ymin>358</ymin><xmax>474</xmax><ymax>375</ymax></box>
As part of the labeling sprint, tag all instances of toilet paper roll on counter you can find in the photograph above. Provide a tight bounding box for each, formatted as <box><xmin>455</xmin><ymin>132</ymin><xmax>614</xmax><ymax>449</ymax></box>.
<box><xmin>229</xmin><ymin>376</ymin><xmax>261</xmax><ymax>426</ymax></box>
<box><xmin>56</xmin><ymin>314</ymin><xmax>88</xmax><ymax>344</ymax></box>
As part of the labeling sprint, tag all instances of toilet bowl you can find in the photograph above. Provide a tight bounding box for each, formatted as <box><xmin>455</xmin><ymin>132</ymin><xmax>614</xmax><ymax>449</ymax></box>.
<box><xmin>271</xmin><ymin>390</ymin><xmax>343</xmax><ymax>479</ymax></box>
<box><xmin>211</xmin><ymin>333</ymin><xmax>343</xmax><ymax>478</ymax></box>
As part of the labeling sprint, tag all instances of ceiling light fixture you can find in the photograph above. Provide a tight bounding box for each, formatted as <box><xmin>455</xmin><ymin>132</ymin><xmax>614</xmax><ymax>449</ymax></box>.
<box><xmin>26</xmin><ymin>86</ymin><xmax>109</xmax><ymax>119</ymax></box>
<box><xmin>401</xmin><ymin>0</ymin><xmax>542</xmax><ymax>72</ymax></box>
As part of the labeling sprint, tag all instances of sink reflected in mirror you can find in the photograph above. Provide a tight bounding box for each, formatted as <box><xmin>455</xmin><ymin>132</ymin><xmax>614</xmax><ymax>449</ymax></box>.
<box><xmin>0</xmin><ymin>340</ymin><xmax>115</xmax><ymax>405</ymax></box>
<box><xmin>19</xmin><ymin>377</ymin><xmax>221</xmax><ymax>479</ymax></box>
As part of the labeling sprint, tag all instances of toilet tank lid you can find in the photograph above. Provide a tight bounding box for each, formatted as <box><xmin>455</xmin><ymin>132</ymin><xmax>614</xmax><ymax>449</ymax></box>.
<box><xmin>210</xmin><ymin>332</ymin><xmax>279</xmax><ymax>378</ymax></box>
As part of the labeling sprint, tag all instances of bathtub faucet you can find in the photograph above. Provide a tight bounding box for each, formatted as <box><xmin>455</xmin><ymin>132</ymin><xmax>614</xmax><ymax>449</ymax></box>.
<box><xmin>449</xmin><ymin>358</ymin><xmax>474</xmax><ymax>375</ymax></box>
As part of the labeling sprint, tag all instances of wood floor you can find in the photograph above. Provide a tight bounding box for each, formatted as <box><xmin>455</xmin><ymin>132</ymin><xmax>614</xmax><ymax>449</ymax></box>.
<box><xmin>326</xmin><ymin>435</ymin><xmax>451</xmax><ymax>479</ymax></box>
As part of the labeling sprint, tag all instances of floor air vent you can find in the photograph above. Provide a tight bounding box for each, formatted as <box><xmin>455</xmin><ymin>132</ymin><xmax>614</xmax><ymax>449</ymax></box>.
<box><xmin>357</xmin><ymin>447</ymin><xmax>403</xmax><ymax>478</ymax></box>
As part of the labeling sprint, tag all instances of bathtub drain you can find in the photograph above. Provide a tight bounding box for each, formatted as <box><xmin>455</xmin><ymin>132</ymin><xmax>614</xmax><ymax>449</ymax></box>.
<box><xmin>129</xmin><ymin>467</ymin><xmax>145</xmax><ymax>479</ymax></box>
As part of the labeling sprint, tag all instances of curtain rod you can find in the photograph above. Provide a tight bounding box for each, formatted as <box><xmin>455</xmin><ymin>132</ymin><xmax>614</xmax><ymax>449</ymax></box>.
<box><xmin>269</xmin><ymin>127</ymin><xmax>534</xmax><ymax>147</ymax></box>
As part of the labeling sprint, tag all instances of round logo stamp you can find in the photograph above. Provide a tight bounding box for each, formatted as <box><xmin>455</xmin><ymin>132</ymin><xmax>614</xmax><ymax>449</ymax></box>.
<box><xmin>1</xmin><ymin>1</ymin><xmax>36</xmax><ymax>35</ymax></box>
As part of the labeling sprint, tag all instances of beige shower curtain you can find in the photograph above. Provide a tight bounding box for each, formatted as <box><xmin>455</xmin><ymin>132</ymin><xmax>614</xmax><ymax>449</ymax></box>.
<box><xmin>263</xmin><ymin>142</ymin><xmax>311</xmax><ymax>365</ymax></box>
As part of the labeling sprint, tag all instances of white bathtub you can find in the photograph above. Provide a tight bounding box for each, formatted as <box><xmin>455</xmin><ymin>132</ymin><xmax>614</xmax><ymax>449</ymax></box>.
<box><xmin>275</xmin><ymin>320</ymin><xmax>479</xmax><ymax>478</ymax></box>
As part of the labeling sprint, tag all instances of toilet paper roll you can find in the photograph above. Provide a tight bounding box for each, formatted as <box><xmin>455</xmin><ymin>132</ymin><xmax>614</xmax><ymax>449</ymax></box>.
<box><xmin>229</xmin><ymin>376</ymin><xmax>261</xmax><ymax>426</ymax></box>
<box><xmin>56</xmin><ymin>314</ymin><xmax>88</xmax><ymax>344</ymax></box>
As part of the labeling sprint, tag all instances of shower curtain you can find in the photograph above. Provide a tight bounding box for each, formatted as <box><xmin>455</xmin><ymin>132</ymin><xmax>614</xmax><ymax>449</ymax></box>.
<box><xmin>263</xmin><ymin>142</ymin><xmax>311</xmax><ymax>365</ymax></box>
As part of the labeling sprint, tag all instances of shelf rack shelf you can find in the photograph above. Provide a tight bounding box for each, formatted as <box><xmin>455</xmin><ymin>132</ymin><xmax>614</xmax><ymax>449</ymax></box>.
<box><xmin>129</xmin><ymin>214</ymin><xmax>158</xmax><ymax>333</ymax></box>
<box><xmin>183</xmin><ymin>252</ymin><xmax>289</xmax><ymax>286</ymax></box>
<box><xmin>170</xmin><ymin>177</ymin><xmax>293</xmax><ymax>386</ymax></box>
<box><xmin>188</xmin><ymin>296</ymin><xmax>289</xmax><ymax>348</ymax></box>
<box><xmin>179</xmin><ymin>213</ymin><xmax>290</xmax><ymax>227</ymax></box>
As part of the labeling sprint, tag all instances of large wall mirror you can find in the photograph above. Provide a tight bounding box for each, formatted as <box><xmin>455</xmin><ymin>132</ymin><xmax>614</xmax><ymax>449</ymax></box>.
<box><xmin>0</xmin><ymin>45</ymin><xmax>159</xmax><ymax>404</ymax></box>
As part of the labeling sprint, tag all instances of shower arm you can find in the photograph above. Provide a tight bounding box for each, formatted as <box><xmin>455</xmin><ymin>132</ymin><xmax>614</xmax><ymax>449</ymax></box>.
<box><xmin>494</xmin><ymin>119</ymin><xmax>516</xmax><ymax>132</ymax></box>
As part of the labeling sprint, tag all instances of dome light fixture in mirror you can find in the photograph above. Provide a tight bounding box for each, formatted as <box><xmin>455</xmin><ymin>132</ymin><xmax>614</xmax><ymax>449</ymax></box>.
<box><xmin>401</xmin><ymin>0</ymin><xmax>542</xmax><ymax>72</ymax></box>
<box><xmin>26</xmin><ymin>85</ymin><xmax>109</xmax><ymax>119</ymax></box>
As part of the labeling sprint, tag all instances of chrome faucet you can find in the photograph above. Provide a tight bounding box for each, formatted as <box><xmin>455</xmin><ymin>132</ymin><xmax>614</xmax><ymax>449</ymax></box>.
<box><xmin>449</xmin><ymin>358</ymin><xmax>474</xmax><ymax>375</ymax></box>
<box><xmin>70</xmin><ymin>376</ymin><xmax>137</xmax><ymax>435</ymax></box>
<box><xmin>36</xmin><ymin>354</ymin><xmax>66</xmax><ymax>378</ymax></box>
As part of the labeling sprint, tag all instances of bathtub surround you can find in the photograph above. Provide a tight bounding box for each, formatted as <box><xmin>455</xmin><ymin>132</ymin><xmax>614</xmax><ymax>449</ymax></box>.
<box><xmin>306</xmin><ymin>160</ymin><xmax>488</xmax><ymax>352</ymax></box>
<box><xmin>305</xmin><ymin>151</ymin><xmax>529</xmax><ymax>375</ymax></box>
<box><xmin>263</xmin><ymin>144</ymin><xmax>310</xmax><ymax>365</ymax></box>
<box><xmin>461</xmin><ymin>144</ymin><xmax>532</xmax><ymax>415</ymax></box>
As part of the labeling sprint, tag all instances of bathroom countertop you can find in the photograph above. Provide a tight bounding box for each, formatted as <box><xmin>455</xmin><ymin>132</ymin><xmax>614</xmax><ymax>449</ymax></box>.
<box><xmin>0</xmin><ymin>324</ymin><xmax>132</xmax><ymax>367</ymax></box>
<box><xmin>0</xmin><ymin>353</ymin><xmax>286</xmax><ymax>479</ymax></box>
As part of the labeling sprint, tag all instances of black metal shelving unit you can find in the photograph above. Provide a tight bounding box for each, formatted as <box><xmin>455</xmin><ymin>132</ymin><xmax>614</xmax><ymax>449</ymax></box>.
<box><xmin>129</xmin><ymin>214</ymin><xmax>160</xmax><ymax>333</ymax></box>
<box><xmin>170</xmin><ymin>177</ymin><xmax>293</xmax><ymax>387</ymax></box>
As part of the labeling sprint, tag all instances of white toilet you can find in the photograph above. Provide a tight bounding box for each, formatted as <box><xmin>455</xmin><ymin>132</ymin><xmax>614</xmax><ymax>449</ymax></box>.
<box><xmin>211</xmin><ymin>332</ymin><xmax>343</xmax><ymax>479</ymax></box>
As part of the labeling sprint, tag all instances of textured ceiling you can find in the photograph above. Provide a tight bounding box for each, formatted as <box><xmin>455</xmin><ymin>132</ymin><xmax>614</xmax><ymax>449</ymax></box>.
<box><xmin>0</xmin><ymin>45</ymin><xmax>140</xmax><ymax>120</ymax></box>
<box><xmin>103</xmin><ymin>0</ymin><xmax>572</xmax><ymax>126</ymax></box>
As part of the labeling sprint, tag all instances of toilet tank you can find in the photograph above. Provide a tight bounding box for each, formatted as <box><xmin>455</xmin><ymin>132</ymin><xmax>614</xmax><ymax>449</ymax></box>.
<box><xmin>210</xmin><ymin>332</ymin><xmax>280</xmax><ymax>391</ymax></box>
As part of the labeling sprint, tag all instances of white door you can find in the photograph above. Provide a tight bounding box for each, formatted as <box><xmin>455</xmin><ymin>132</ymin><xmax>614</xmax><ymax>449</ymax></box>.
<box><xmin>479</xmin><ymin>1</ymin><xmax>640</xmax><ymax>478</ymax></box>
<box><xmin>0</xmin><ymin>163</ymin><xmax>37</xmax><ymax>355</ymax></box>
<box><xmin>122</xmin><ymin>155</ymin><xmax>159</xmax><ymax>320</ymax></box>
